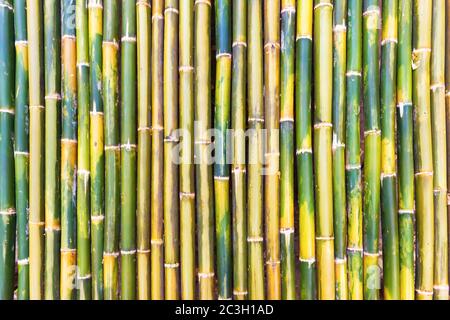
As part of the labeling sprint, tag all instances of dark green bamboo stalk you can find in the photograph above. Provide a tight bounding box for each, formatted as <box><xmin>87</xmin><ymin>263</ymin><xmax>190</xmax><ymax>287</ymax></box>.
<box><xmin>247</xmin><ymin>0</ymin><xmax>265</xmax><ymax>300</ymax></box>
<box><xmin>60</xmin><ymin>0</ymin><xmax>78</xmax><ymax>300</ymax></box>
<box><xmin>44</xmin><ymin>0</ymin><xmax>61</xmax><ymax>300</ymax></box>
<box><xmin>412</xmin><ymin>0</ymin><xmax>434</xmax><ymax>300</ymax></box>
<box><xmin>151</xmin><ymin>0</ymin><xmax>165</xmax><ymax>300</ymax></box>
<box><xmin>195</xmin><ymin>0</ymin><xmax>215</xmax><ymax>300</ymax></box>
<box><xmin>362</xmin><ymin>0</ymin><xmax>381</xmax><ymax>300</ymax></box>
<box><xmin>179</xmin><ymin>0</ymin><xmax>195</xmax><ymax>300</ymax></box>
<box><xmin>88</xmin><ymin>0</ymin><xmax>104</xmax><ymax>300</ymax></box>
<box><xmin>164</xmin><ymin>0</ymin><xmax>180</xmax><ymax>300</ymax></box>
<box><xmin>27</xmin><ymin>0</ymin><xmax>45</xmax><ymax>300</ymax></box>
<box><xmin>215</xmin><ymin>0</ymin><xmax>232</xmax><ymax>300</ymax></box>
<box><xmin>346</xmin><ymin>0</ymin><xmax>363</xmax><ymax>300</ymax></box>
<box><xmin>14</xmin><ymin>0</ymin><xmax>30</xmax><ymax>300</ymax></box>
<box><xmin>0</xmin><ymin>0</ymin><xmax>16</xmax><ymax>300</ymax></box>
<box><xmin>280</xmin><ymin>0</ymin><xmax>295</xmax><ymax>300</ymax></box>
<box><xmin>103</xmin><ymin>0</ymin><xmax>120</xmax><ymax>300</ymax></box>
<box><xmin>136</xmin><ymin>0</ymin><xmax>151</xmax><ymax>300</ymax></box>
<box><xmin>380</xmin><ymin>0</ymin><xmax>400</xmax><ymax>300</ymax></box>
<box><xmin>296</xmin><ymin>0</ymin><xmax>316</xmax><ymax>300</ymax></box>
<box><xmin>431</xmin><ymin>0</ymin><xmax>448</xmax><ymax>300</ymax></box>
<box><xmin>397</xmin><ymin>0</ymin><xmax>415</xmax><ymax>300</ymax></box>
<box><xmin>332</xmin><ymin>0</ymin><xmax>348</xmax><ymax>300</ymax></box>
<box><xmin>120</xmin><ymin>0</ymin><xmax>137</xmax><ymax>300</ymax></box>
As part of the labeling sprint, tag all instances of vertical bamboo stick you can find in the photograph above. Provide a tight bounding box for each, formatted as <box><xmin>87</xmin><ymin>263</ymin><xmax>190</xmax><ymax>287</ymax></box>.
<box><xmin>446</xmin><ymin>0</ymin><xmax>450</xmax><ymax>298</ymax></box>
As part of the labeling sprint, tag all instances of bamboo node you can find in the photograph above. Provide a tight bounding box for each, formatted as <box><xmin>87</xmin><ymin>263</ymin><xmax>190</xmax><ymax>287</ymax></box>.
<box><xmin>45</xmin><ymin>93</ymin><xmax>62</xmax><ymax>100</ymax></box>
<box><xmin>102</xmin><ymin>40</ymin><xmax>119</xmax><ymax>49</ymax></box>
<box><xmin>164</xmin><ymin>7</ymin><xmax>179</xmax><ymax>15</ymax></box>
<box><xmin>60</xmin><ymin>248</ymin><xmax>77</xmax><ymax>253</ymax></box>
<box><xmin>152</xmin><ymin>13</ymin><xmax>164</xmax><ymax>21</ymax></box>
<box><xmin>77</xmin><ymin>274</ymin><xmax>92</xmax><ymax>280</ymax></box>
<box><xmin>15</xmin><ymin>40</ymin><xmax>28</xmax><ymax>47</ymax></box>
<box><xmin>198</xmin><ymin>272</ymin><xmax>214</xmax><ymax>279</ymax></box>
<box><xmin>135</xmin><ymin>1</ymin><xmax>150</xmax><ymax>8</ymax></box>
<box><xmin>333</xmin><ymin>24</ymin><xmax>347</xmax><ymax>33</ymax></box>
<box><xmin>233</xmin><ymin>290</ymin><xmax>248</xmax><ymax>296</ymax></box>
<box><xmin>280</xmin><ymin>117</ymin><xmax>294</xmax><ymax>123</ymax></box>
<box><xmin>381</xmin><ymin>172</ymin><xmax>396</xmax><ymax>180</ymax></box>
<box><xmin>347</xmin><ymin>247</ymin><xmax>363</xmax><ymax>253</ymax></box>
<box><xmin>299</xmin><ymin>258</ymin><xmax>316</xmax><ymax>267</ymax></box>
<box><xmin>151</xmin><ymin>239</ymin><xmax>164</xmax><ymax>245</ymax></box>
<box><xmin>335</xmin><ymin>258</ymin><xmax>347</xmax><ymax>264</ymax></box>
<box><xmin>91</xmin><ymin>215</ymin><xmax>105</xmax><ymax>222</ymax></box>
<box><xmin>0</xmin><ymin>208</ymin><xmax>15</xmax><ymax>216</ymax></box>
<box><xmin>121</xmin><ymin>142</ymin><xmax>137</xmax><ymax>151</ymax></box>
<box><xmin>164</xmin><ymin>262</ymin><xmax>180</xmax><ymax>269</ymax></box>
<box><xmin>194</xmin><ymin>0</ymin><xmax>211</xmax><ymax>7</ymax></box>
<box><xmin>218</xmin><ymin>296</ymin><xmax>232</xmax><ymax>300</ymax></box>
<box><xmin>17</xmin><ymin>258</ymin><xmax>29</xmax><ymax>265</ymax></box>
<box><xmin>415</xmin><ymin>289</ymin><xmax>433</xmax><ymax>296</ymax></box>
<box><xmin>121</xmin><ymin>36</ymin><xmax>137</xmax><ymax>43</ymax></box>
<box><xmin>415</xmin><ymin>171</ymin><xmax>433</xmax><ymax>177</ymax></box>
<box><xmin>214</xmin><ymin>176</ymin><xmax>230</xmax><ymax>181</ymax></box>
<box><xmin>364</xmin><ymin>129</ymin><xmax>381</xmax><ymax>137</ymax></box>
<box><xmin>332</xmin><ymin>142</ymin><xmax>346</xmax><ymax>150</ymax></box>
<box><xmin>314</xmin><ymin>2</ymin><xmax>333</xmax><ymax>10</ymax></box>
<box><xmin>231</xmin><ymin>167</ymin><xmax>246</xmax><ymax>174</ymax></box>
<box><xmin>62</xmin><ymin>34</ymin><xmax>76</xmax><ymax>41</ymax></box>
<box><xmin>45</xmin><ymin>225</ymin><xmax>61</xmax><ymax>232</ymax></box>
<box><xmin>398</xmin><ymin>209</ymin><xmax>414</xmax><ymax>215</ymax></box>
<box><xmin>280</xmin><ymin>228</ymin><xmax>294</xmax><ymax>235</ymax></box>
<box><xmin>433</xmin><ymin>285</ymin><xmax>449</xmax><ymax>290</ymax></box>
<box><xmin>61</xmin><ymin>138</ymin><xmax>78</xmax><ymax>144</ymax></box>
<box><xmin>14</xmin><ymin>151</ymin><xmax>30</xmax><ymax>157</ymax></box>
<box><xmin>363</xmin><ymin>251</ymin><xmax>380</xmax><ymax>257</ymax></box>
<box><xmin>248</xmin><ymin>117</ymin><xmax>264</xmax><ymax>123</ymax></box>
<box><xmin>29</xmin><ymin>221</ymin><xmax>45</xmax><ymax>226</ymax></box>
<box><xmin>180</xmin><ymin>192</ymin><xmax>195</xmax><ymax>200</ymax></box>
<box><xmin>362</xmin><ymin>8</ymin><xmax>380</xmax><ymax>17</ymax></box>
<box><xmin>434</xmin><ymin>188</ymin><xmax>447</xmax><ymax>195</ymax></box>
<box><xmin>430</xmin><ymin>83</ymin><xmax>445</xmax><ymax>92</ymax></box>
<box><xmin>77</xmin><ymin>62</ymin><xmax>90</xmax><ymax>68</ymax></box>
<box><xmin>121</xmin><ymin>249</ymin><xmax>136</xmax><ymax>255</ymax></box>
<box><xmin>195</xmin><ymin>139</ymin><xmax>212</xmax><ymax>145</ymax></box>
<box><xmin>152</xmin><ymin>125</ymin><xmax>164</xmax><ymax>132</ymax></box>
<box><xmin>265</xmin><ymin>260</ymin><xmax>281</xmax><ymax>266</ymax></box>
<box><xmin>264</xmin><ymin>42</ymin><xmax>281</xmax><ymax>51</ymax></box>
<box><xmin>104</xmin><ymin>145</ymin><xmax>120</xmax><ymax>151</ymax></box>
<box><xmin>164</xmin><ymin>135</ymin><xmax>179</xmax><ymax>143</ymax></box>
<box><xmin>296</xmin><ymin>35</ymin><xmax>313</xmax><ymax>41</ymax></box>
<box><xmin>381</xmin><ymin>38</ymin><xmax>398</xmax><ymax>45</ymax></box>
<box><xmin>0</xmin><ymin>2</ymin><xmax>13</xmax><ymax>10</ymax></box>
<box><xmin>179</xmin><ymin>65</ymin><xmax>194</xmax><ymax>72</ymax></box>
<box><xmin>314</xmin><ymin>122</ymin><xmax>333</xmax><ymax>129</ymax></box>
<box><xmin>216</xmin><ymin>52</ymin><xmax>232</xmax><ymax>60</ymax></box>
<box><xmin>77</xmin><ymin>169</ymin><xmax>90</xmax><ymax>176</ymax></box>
<box><xmin>296</xmin><ymin>148</ymin><xmax>313</xmax><ymax>155</ymax></box>
<box><xmin>29</xmin><ymin>105</ymin><xmax>45</xmax><ymax>110</ymax></box>
<box><xmin>90</xmin><ymin>110</ymin><xmax>104</xmax><ymax>116</ymax></box>
<box><xmin>138</xmin><ymin>127</ymin><xmax>151</xmax><ymax>132</ymax></box>
<box><xmin>87</xmin><ymin>1</ymin><xmax>103</xmax><ymax>9</ymax></box>
<box><xmin>0</xmin><ymin>108</ymin><xmax>14</xmax><ymax>115</ymax></box>
<box><xmin>104</xmin><ymin>251</ymin><xmax>120</xmax><ymax>257</ymax></box>
<box><xmin>232</xmin><ymin>41</ymin><xmax>247</xmax><ymax>48</ymax></box>
<box><xmin>137</xmin><ymin>249</ymin><xmax>151</xmax><ymax>254</ymax></box>
<box><xmin>346</xmin><ymin>71</ymin><xmax>362</xmax><ymax>77</ymax></box>
<box><xmin>316</xmin><ymin>236</ymin><xmax>334</xmax><ymax>241</ymax></box>
<box><xmin>247</xmin><ymin>236</ymin><xmax>264</xmax><ymax>243</ymax></box>
<box><xmin>281</xmin><ymin>6</ymin><xmax>296</xmax><ymax>14</ymax></box>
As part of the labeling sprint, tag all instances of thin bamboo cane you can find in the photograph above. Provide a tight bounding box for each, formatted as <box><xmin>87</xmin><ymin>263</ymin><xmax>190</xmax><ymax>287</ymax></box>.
<box><xmin>60</xmin><ymin>0</ymin><xmax>78</xmax><ymax>300</ymax></box>
<box><xmin>14</xmin><ymin>0</ymin><xmax>30</xmax><ymax>300</ymax></box>
<box><xmin>164</xmin><ymin>0</ymin><xmax>180</xmax><ymax>300</ymax></box>
<box><xmin>362</xmin><ymin>0</ymin><xmax>381</xmax><ymax>300</ymax></box>
<box><xmin>264</xmin><ymin>0</ymin><xmax>281</xmax><ymax>300</ymax></box>
<box><xmin>136</xmin><ymin>0</ymin><xmax>151</xmax><ymax>300</ymax></box>
<box><xmin>331</xmin><ymin>0</ymin><xmax>348</xmax><ymax>300</ymax></box>
<box><xmin>0</xmin><ymin>0</ymin><xmax>16</xmax><ymax>300</ymax></box>
<box><xmin>179</xmin><ymin>0</ymin><xmax>195</xmax><ymax>300</ymax></box>
<box><xmin>120</xmin><ymin>0</ymin><xmax>137</xmax><ymax>300</ymax></box>
<box><xmin>397</xmin><ymin>0</ymin><xmax>415</xmax><ymax>300</ymax></box>
<box><xmin>296</xmin><ymin>0</ymin><xmax>316</xmax><ymax>300</ymax></box>
<box><xmin>76</xmin><ymin>0</ymin><xmax>91</xmax><ymax>300</ymax></box>
<box><xmin>446</xmin><ymin>0</ymin><xmax>450</xmax><ymax>299</ymax></box>
<box><xmin>431</xmin><ymin>0</ymin><xmax>448</xmax><ymax>300</ymax></box>
<box><xmin>380</xmin><ymin>0</ymin><xmax>400</xmax><ymax>300</ymax></box>
<box><xmin>194</xmin><ymin>0</ymin><xmax>215</xmax><ymax>300</ymax></box>
<box><xmin>88</xmin><ymin>0</ymin><xmax>104</xmax><ymax>300</ymax></box>
<box><xmin>247</xmin><ymin>0</ymin><xmax>265</xmax><ymax>300</ymax></box>
<box><xmin>346</xmin><ymin>0</ymin><xmax>363</xmax><ymax>300</ymax></box>
<box><xmin>44</xmin><ymin>0</ymin><xmax>61</xmax><ymax>300</ymax></box>
<box><xmin>313</xmin><ymin>0</ymin><xmax>335</xmax><ymax>300</ymax></box>
<box><xmin>27</xmin><ymin>0</ymin><xmax>45</xmax><ymax>300</ymax></box>
<box><xmin>280</xmin><ymin>0</ymin><xmax>295</xmax><ymax>300</ymax></box>
<box><xmin>412</xmin><ymin>0</ymin><xmax>434</xmax><ymax>300</ymax></box>
<box><xmin>103</xmin><ymin>0</ymin><xmax>120</xmax><ymax>300</ymax></box>
<box><xmin>151</xmin><ymin>0</ymin><xmax>165</xmax><ymax>300</ymax></box>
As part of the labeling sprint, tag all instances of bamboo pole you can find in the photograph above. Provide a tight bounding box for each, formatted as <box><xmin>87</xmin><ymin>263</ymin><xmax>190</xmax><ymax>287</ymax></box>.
<box><xmin>195</xmin><ymin>0</ymin><xmax>215</xmax><ymax>300</ymax></box>
<box><xmin>76</xmin><ymin>0</ymin><xmax>91</xmax><ymax>300</ymax></box>
<box><xmin>397</xmin><ymin>0</ymin><xmax>415</xmax><ymax>300</ymax></box>
<box><xmin>14</xmin><ymin>0</ymin><xmax>30</xmax><ymax>300</ymax></box>
<box><xmin>247</xmin><ymin>0</ymin><xmax>265</xmax><ymax>300</ymax></box>
<box><xmin>120</xmin><ymin>0</ymin><xmax>137</xmax><ymax>300</ymax></box>
<box><xmin>27</xmin><ymin>0</ymin><xmax>45</xmax><ymax>300</ymax></box>
<box><xmin>280</xmin><ymin>0</ymin><xmax>296</xmax><ymax>300</ymax></box>
<box><xmin>0</xmin><ymin>0</ymin><xmax>16</xmax><ymax>300</ymax></box>
<box><xmin>136</xmin><ymin>0</ymin><xmax>151</xmax><ymax>300</ymax></box>
<box><xmin>103</xmin><ymin>0</ymin><xmax>120</xmax><ymax>300</ymax></box>
<box><xmin>412</xmin><ymin>0</ymin><xmax>434</xmax><ymax>300</ymax></box>
<box><xmin>44</xmin><ymin>0</ymin><xmax>61</xmax><ymax>300</ymax></box>
<box><xmin>151</xmin><ymin>0</ymin><xmax>165</xmax><ymax>300</ymax></box>
<box><xmin>88</xmin><ymin>0</ymin><xmax>104</xmax><ymax>300</ymax></box>
<box><xmin>431</xmin><ymin>0</ymin><xmax>448</xmax><ymax>300</ymax></box>
<box><xmin>346</xmin><ymin>0</ymin><xmax>363</xmax><ymax>300</ymax></box>
<box><xmin>446</xmin><ymin>0</ymin><xmax>450</xmax><ymax>300</ymax></box>
<box><xmin>331</xmin><ymin>0</ymin><xmax>348</xmax><ymax>300</ymax></box>
<box><xmin>380</xmin><ymin>0</ymin><xmax>400</xmax><ymax>300</ymax></box>
<box><xmin>164</xmin><ymin>0</ymin><xmax>180</xmax><ymax>300</ymax></box>
<box><xmin>296</xmin><ymin>0</ymin><xmax>316</xmax><ymax>300</ymax></box>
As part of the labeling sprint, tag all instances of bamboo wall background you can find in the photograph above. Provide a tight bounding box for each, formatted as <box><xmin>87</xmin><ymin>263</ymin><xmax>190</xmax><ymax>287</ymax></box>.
<box><xmin>0</xmin><ymin>0</ymin><xmax>449</xmax><ymax>300</ymax></box>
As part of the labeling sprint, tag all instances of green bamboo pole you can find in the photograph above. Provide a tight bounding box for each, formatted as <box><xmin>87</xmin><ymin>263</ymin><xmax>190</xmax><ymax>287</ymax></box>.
<box><xmin>61</xmin><ymin>0</ymin><xmax>78</xmax><ymax>300</ymax></box>
<box><xmin>120</xmin><ymin>0</ymin><xmax>137</xmax><ymax>300</ymax></box>
<box><xmin>264</xmin><ymin>0</ymin><xmax>281</xmax><ymax>300</ymax></box>
<box><xmin>195</xmin><ymin>0</ymin><xmax>215</xmax><ymax>300</ymax></box>
<box><xmin>27</xmin><ymin>0</ymin><xmax>45</xmax><ymax>300</ymax></box>
<box><xmin>296</xmin><ymin>0</ymin><xmax>316</xmax><ymax>300</ymax></box>
<box><xmin>346</xmin><ymin>0</ymin><xmax>363</xmax><ymax>300</ymax></box>
<box><xmin>103</xmin><ymin>0</ymin><xmax>120</xmax><ymax>300</ymax></box>
<box><xmin>14</xmin><ymin>0</ymin><xmax>30</xmax><ymax>300</ymax></box>
<box><xmin>88</xmin><ymin>0</ymin><xmax>104</xmax><ymax>300</ymax></box>
<box><xmin>164</xmin><ymin>0</ymin><xmax>180</xmax><ymax>300</ymax></box>
<box><xmin>151</xmin><ymin>0</ymin><xmax>165</xmax><ymax>300</ymax></box>
<box><xmin>380</xmin><ymin>0</ymin><xmax>400</xmax><ymax>300</ymax></box>
<box><xmin>179</xmin><ymin>0</ymin><xmax>195</xmax><ymax>300</ymax></box>
<box><xmin>136</xmin><ymin>0</ymin><xmax>151</xmax><ymax>300</ymax></box>
<box><xmin>331</xmin><ymin>0</ymin><xmax>348</xmax><ymax>300</ymax></box>
<box><xmin>397</xmin><ymin>0</ymin><xmax>415</xmax><ymax>300</ymax></box>
<box><xmin>280</xmin><ymin>0</ymin><xmax>295</xmax><ymax>300</ymax></box>
<box><xmin>76</xmin><ymin>0</ymin><xmax>91</xmax><ymax>300</ymax></box>
<box><xmin>431</xmin><ymin>0</ymin><xmax>448</xmax><ymax>300</ymax></box>
<box><xmin>247</xmin><ymin>0</ymin><xmax>265</xmax><ymax>300</ymax></box>
<box><xmin>313</xmin><ymin>0</ymin><xmax>335</xmax><ymax>300</ymax></box>
<box><xmin>231</xmin><ymin>0</ymin><xmax>248</xmax><ymax>301</ymax></box>
<box><xmin>362</xmin><ymin>0</ymin><xmax>381</xmax><ymax>300</ymax></box>
<box><xmin>215</xmin><ymin>0</ymin><xmax>232</xmax><ymax>300</ymax></box>
<box><xmin>412</xmin><ymin>0</ymin><xmax>434</xmax><ymax>300</ymax></box>
<box><xmin>44</xmin><ymin>0</ymin><xmax>61</xmax><ymax>300</ymax></box>
<box><xmin>0</xmin><ymin>0</ymin><xmax>15</xmax><ymax>300</ymax></box>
